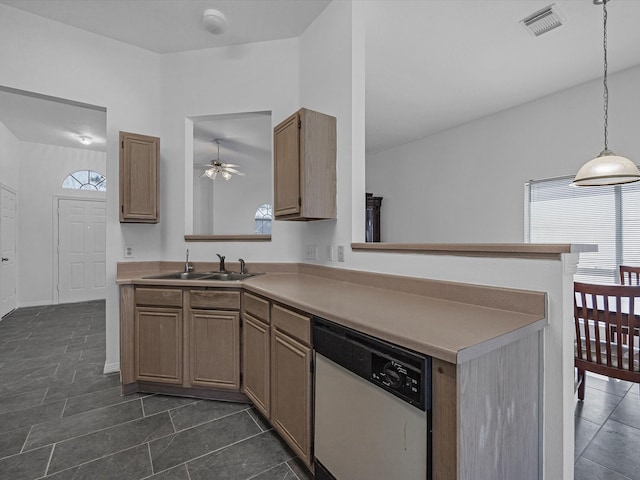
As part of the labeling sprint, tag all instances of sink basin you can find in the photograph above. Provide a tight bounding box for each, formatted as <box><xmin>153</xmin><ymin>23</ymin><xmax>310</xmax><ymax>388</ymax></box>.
<box><xmin>203</xmin><ymin>272</ymin><xmax>257</xmax><ymax>281</ymax></box>
<box><xmin>144</xmin><ymin>272</ymin><xmax>218</xmax><ymax>280</ymax></box>
<box><xmin>144</xmin><ymin>271</ymin><xmax>259</xmax><ymax>281</ymax></box>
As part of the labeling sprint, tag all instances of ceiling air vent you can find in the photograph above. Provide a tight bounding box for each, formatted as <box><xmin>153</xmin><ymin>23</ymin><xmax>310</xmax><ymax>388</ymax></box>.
<box><xmin>520</xmin><ymin>4</ymin><xmax>564</xmax><ymax>37</ymax></box>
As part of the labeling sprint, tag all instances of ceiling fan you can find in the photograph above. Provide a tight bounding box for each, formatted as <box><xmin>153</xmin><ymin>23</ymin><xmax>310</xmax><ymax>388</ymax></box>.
<box><xmin>196</xmin><ymin>139</ymin><xmax>245</xmax><ymax>180</ymax></box>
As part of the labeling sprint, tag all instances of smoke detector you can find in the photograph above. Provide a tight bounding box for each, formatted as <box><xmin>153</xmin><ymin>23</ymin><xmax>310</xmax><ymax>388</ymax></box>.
<box><xmin>203</xmin><ymin>9</ymin><xmax>228</xmax><ymax>35</ymax></box>
<box><xmin>520</xmin><ymin>4</ymin><xmax>565</xmax><ymax>37</ymax></box>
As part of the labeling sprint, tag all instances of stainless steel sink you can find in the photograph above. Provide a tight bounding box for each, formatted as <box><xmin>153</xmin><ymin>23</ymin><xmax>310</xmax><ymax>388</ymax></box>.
<box><xmin>144</xmin><ymin>271</ymin><xmax>258</xmax><ymax>281</ymax></box>
<box><xmin>203</xmin><ymin>272</ymin><xmax>257</xmax><ymax>281</ymax></box>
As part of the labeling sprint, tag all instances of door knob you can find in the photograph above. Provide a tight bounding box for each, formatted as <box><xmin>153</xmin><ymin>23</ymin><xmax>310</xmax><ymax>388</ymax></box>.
<box><xmin>1</xmin><ymin>258</ymin><xmax>8</xmax><ymax>262</ymax></box>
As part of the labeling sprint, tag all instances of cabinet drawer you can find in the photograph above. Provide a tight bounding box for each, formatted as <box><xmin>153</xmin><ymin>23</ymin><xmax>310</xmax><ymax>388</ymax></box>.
<box><xmin>272</xmin><ymin>304</ymin><xmax>311</xmax><ymax>345</ymax></box>
<box><xmin>190</xmin><ymin>289</ymin><xmax>240</xmax><ymax>310</ymax></box>
<box><xmin>243</xmin><ymin>292</ymin><xmax>270</xmax><ymax>323</ymax></box>
<box><xmin>135</xmin><ymin>288</ymin><xmax>182</xmax><ymax>307</ymax></box>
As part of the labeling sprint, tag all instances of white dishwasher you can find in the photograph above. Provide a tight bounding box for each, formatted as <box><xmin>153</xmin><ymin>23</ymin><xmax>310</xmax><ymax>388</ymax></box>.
<box><xmin>313</xmin><ymin>317</ymin><xmax>432</xmax><ymax>480</ymax></box>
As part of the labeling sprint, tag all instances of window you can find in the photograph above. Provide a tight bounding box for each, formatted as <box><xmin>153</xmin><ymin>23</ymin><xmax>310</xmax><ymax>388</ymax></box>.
<box><xmin>526</xmin><ymin>175</ymin><xmax>640</xmax><ymax>283</ymax></box>
<box><xmin>62</xmin><ymin>170</ymin><xmax>106</xmax><ymax>191</ymax></box>
<box><xmin>254</xmin><ymin>204</ymin><xmax>272</xmax><ymax>234</ymax></box>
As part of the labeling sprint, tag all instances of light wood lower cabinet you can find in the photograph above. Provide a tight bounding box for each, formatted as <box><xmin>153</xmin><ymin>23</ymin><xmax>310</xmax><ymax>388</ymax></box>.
<box><xmin>126</xmin><ymin>286</ymin><xmax>242</xmax><ymax>397</ymax></box>
<box><xmin>242</xmin><ymin>313</ymin><xmax>270</xmax><ymax>417</ymax></box>
<box><xmin>188</xmin><ymin>309</ymin><xmax>240</xmax><ymax>389</ymax></box>
<box><xmin>270</xmin><ymin>305</ymin><xmax>313</xmax><ymax>467</ymax></box>
<box><xmin>135</xmin><ymin>306</ymin><xmax>183</xmax><ymax>384</ymax></box>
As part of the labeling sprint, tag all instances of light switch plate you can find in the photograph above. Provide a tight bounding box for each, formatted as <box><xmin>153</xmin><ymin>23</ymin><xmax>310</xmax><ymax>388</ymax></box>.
<box><xmin>326</xmin><ymin>245</ymin><xmax>335</xmax><ymax>261</ymax></box>
<box><xmin>337</xmin><ymin>245</ymin><xmax>345</xmax><ymax>262</ymax></box>
<box><xmin>306</xmin><ymin>244</ymin><xmax>318</xmax><ymax>261</ymax></box>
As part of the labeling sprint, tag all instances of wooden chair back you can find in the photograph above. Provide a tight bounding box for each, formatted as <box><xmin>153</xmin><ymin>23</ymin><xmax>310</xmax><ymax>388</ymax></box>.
<box><xmin>620</xmin><ymin>265</ymin><xmax>640</xmax><ymax>285</ymax></box>
<box><xmin>574</xmin><ymin>281</ymin><xmax>640</xmax><ymax>399</ymax></box>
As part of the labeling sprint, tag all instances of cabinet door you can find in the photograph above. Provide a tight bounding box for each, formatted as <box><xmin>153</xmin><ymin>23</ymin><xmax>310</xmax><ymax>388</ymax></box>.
<box><xmin>271</xmin><ymin>328</ymin><xmax>313</xmax><ymax>466</ymax></box>
<box><xmin>273</xmin><ymin>113</ymin><xmax>300</xmax><ymax>217</ymax></box>
<box><xmin>135</xmin><ymin>307</ymin><xmax>182</xmax><ymax>384</ymax></box>
<box><xmin>242</xmin><ymin>313</ymin><xmax>270</xmax><ymax>418</ymax></box>
<box><xmin>189</xmin><ymin>309</ymin><xmax>240</xmax><ymax>389</ymax></box>
<box><xmin>120</xmin><ymin>131</ymin><xmax>160</xmax><ymax>223</ymax></box>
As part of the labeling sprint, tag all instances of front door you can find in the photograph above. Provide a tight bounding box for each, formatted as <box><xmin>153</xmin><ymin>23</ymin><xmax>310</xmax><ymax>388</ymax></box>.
<box><xmin>0</xmin><ymin>186</ymin><xmax>17</xmax><ymax>318</ymax></box>
<box><xmin>57</xmin><ymin>198</ymin><xmax>106</xmax><ymax>304</ymax></box>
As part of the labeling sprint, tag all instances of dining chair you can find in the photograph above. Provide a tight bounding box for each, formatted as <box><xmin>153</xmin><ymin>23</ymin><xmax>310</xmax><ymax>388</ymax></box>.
<box><xmin>620</xmin><ymin>265</ymin><xmax>640</xmax><ymax>285</ymax></box>
<box><xmin>574</xmin><ymin>281</ymin><xmax>640</xmax><ymax>400</ymax></box>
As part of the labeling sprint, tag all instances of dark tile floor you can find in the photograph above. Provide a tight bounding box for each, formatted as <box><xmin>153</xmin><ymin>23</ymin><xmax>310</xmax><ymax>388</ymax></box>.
<box><xmin>0</xmin><ymin>301</ymin><xmax>312</xmax><ymax>480</ymax></box>
<box><xmin>575</xmin><ymin>372</ymin><xmax>640</xmax><ymax>480</ymax></box>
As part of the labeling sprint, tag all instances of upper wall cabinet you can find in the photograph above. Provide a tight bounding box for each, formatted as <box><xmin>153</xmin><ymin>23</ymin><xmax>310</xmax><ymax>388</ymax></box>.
<box><xmin>119</xmin><ymin>131</ymin><xmax>160</xmax><ymax>223</ymax></box>
<box><xmin>273</xmin><ymin>108</ymin><xmax>336</xmax><ymax>221</ymax></box>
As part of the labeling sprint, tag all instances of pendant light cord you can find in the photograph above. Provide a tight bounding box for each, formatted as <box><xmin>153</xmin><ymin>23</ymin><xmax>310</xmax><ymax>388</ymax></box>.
<box><xmin>602</xmin><ymin>0</ymin><xmax>609</xmax><ymax>151</ymax></box>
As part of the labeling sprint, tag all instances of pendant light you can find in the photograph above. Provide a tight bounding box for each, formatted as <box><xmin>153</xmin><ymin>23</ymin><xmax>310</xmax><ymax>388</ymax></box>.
<box><xmin>573</xmin><ymin>0</ymin><xmax>640</xmax><ymax>186</ymax></box>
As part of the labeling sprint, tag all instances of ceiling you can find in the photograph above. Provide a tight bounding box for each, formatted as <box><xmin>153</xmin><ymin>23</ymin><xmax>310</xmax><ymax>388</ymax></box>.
<box><xmin>0</xmin><ymin>0</ymin><xmax>331</xmax><ymax>53</ymax></box>
<box><xmin>1</xmin><ymin>0</ymin><xmax>640</xmax><ymax>156</ymax></box>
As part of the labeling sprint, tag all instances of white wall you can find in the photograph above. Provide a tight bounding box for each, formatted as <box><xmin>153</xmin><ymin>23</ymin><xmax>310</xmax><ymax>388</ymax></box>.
<box><xmin>367</xmin><ymin>64</ymin><xmax>640</xmax><ymax>242</ymax></box>
<box><xmin>0</xmin><ymin>121</ymin><xmax>20</xmax><ymax>190</ymax></box>
<box><xmin>0</xmin><ymin>3</ymin><xmax>162</xmax><ymax>369</ymax></box>
<box><xmin>17</xmin><ymin>142</ymin><xmax>106</xmax><ymax>306</ymax></box>
<box><xmin>159</xmin><ymin>38</ymin><xmax>304</xmax><ymax>264</ymax></box>
<box><xmin>0</xmin><ymin>3</ymin><xmax>579</xmax><ymax>476</ymax></box>
<box><xmin>299</xmin><ymin>0</ymin><xmax>358</xmax><ymax>260</ymax></box>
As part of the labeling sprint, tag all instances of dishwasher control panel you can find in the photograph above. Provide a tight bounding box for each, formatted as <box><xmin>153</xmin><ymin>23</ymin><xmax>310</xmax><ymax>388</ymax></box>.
<box><xmin>313</xmin><ymin>316</ymin><xmax>430</xmax><ymax>411</ymax></box>
<box><xmin>371</xmin><ymin>352</ymin><xmax>423</xmax><ymax>405</ymax></box>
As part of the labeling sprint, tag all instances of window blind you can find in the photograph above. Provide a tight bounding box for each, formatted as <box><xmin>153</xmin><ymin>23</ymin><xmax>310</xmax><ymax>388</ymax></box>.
<box><xmin>526</xmin><ymin>175</ymin><xmax>640</xmax><ymax>284</ymax></box>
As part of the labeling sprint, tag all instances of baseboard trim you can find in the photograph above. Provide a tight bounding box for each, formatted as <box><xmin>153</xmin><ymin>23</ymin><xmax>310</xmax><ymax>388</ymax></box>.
<box><xmin>103</xmin><ymin>361</ymin><xmax>120</xmax><ymax>375</ymax></box>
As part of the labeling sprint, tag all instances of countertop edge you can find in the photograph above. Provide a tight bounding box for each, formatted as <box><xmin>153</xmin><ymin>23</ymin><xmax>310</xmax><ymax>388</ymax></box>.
<box><xmin>117</xmin><ymin>264</ymin><xmax>547</xmax><ymax>365</ymax></box>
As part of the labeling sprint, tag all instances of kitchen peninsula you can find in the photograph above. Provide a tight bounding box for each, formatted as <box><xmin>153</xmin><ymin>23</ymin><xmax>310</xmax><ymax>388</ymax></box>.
<box><xmin>118</xmin><ymin>259</ymin><xmax>547</xmax><ymax>479</ymax></box>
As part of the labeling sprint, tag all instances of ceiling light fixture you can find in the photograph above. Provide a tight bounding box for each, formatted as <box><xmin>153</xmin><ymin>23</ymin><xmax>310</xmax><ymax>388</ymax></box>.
<box><xmin>77</xmin><ymin>135</ymin><xmax>93</xmax><ymax>145</ymax></box>
<box><xmin>202</xmin><ymin>9</ymin><xmax>228</xmax><ymax>35</ymax></box>
<box><xmin>202</xmin><ymin>139</ymin><xmax>244</xmax><ymax>181</ymax></box>
<box><xmin>573</xmin><ymin>0</ymin><xmax>640</xmax><ymax>186</ymax></box>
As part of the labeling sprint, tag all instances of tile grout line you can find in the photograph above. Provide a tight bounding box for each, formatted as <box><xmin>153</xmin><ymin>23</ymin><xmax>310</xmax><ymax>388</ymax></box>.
<box><xmin>20</xmin><ymin>425</ymin><xmax>35</xmax><ymax>454</ymax></box>
<box><xmin>575</xmin><ymin>384</ymin><xmax>634</xmax><ymax>476</ymax></box>
<box><xmin>43</xmin><ymin>443</ymin><xmax>55</xmax><ymax>477</ymax></box>
<box><xmin>160</xmin><ymin>431</ymin><xmax>271</xmax><ymax>476</ymax></box>
<box><xmin>141</xmin><ymin>397</ymin><xmax>147</xmax><ymax>418</ymax></box>
<box><xmin>60</xmin><ymin>398</ymin><xmax>68</xmax><ymax>418</ymax></box>
<box><xmin>245</xmin><ymin>461</ymin><xmax>298</xmax><ymax>480</ymax></box>
<box><xmin>146</xmin><ymin>442</ymin><xmax>154</xmax><ymax>476</ymax></box>
<box><xmin>246</xmin><ymin>408</ymin><xmax>266</xmax><ymax>432</ymax></box>
<box><xmin>40</xmin><ymin>387</ymin><xmax>49</xmax><ymax>405</ymax></box>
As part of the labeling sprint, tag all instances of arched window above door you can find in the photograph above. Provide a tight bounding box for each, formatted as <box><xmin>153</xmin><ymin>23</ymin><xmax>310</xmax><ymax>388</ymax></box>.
<box><xmin>62</xmin><ymin>170</ymin><xmax>106</xmax><ymax>191</ymax></box>
<box><xmin>255</xmin><ymin>203</ymin><xmax>272</xmax><ymax>234</ymax></box>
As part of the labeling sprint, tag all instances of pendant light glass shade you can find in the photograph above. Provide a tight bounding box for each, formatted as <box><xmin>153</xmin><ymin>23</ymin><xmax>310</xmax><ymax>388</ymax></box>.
<box><xmin>574</xmin><ymin>149</ymin><xmax>640</xmax><ymax>186</ymax></box>
<box><xmin>573</xmin><ymin>0</ymin><xmax>640</xmax><ymax>186</ymax></box>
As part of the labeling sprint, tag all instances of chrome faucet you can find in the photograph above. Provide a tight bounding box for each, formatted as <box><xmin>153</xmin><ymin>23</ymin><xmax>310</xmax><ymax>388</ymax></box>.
<box><xmin>184</xmin><ymin>249</ymin><xmax>194</xmax><ymax>273</ymax></box>
<box><xmin>238</xmin><ymin>258</ymin><xmax>246</xmax><ymax>274</ymax></box>
<box><xmin>216</xmin><ymin>253</ymin><xmax>226</xmax><ymax>272</ymax></box>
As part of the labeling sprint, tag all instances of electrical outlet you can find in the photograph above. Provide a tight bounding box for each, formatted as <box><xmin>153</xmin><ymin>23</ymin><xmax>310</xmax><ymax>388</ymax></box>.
<box><xmin>337</xmin><ymin>245</ymin><xmax>345</xmax><ymax>262</ymax></box>
<box><xmin>326</xmin><ymin>245</ymin><xmax>335</xmax><ymax>261</ymax></box>
<box><xmin>124</xmin><ymin>245</ymin><xmax>135</xmax><ymax>258</ymax></box>
<box><xmin>305</xmin><ymin>244</ymin><xmax>318</xmax><ymax>261</ymax></box>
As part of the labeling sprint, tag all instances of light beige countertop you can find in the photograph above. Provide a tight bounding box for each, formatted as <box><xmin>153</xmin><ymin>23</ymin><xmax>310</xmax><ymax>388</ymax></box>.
<box><xmin>117</xmin><ymin>262</ymin><xmax>547</xmax><ymax>364</ymax></box>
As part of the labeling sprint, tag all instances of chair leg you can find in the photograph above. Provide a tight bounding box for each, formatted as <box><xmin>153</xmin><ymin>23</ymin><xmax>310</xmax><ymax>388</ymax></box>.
<box><xmin>578</xmin><ymin>368</ymin><xmax>586</xmax><ymax>401</ymax></box>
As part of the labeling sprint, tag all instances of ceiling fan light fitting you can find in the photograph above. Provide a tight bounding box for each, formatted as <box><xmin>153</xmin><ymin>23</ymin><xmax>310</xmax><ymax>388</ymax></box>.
<box><xmin>203</xmin><ymin>9</ymin><xmax>228</xmax><ymax>35</ymax></box>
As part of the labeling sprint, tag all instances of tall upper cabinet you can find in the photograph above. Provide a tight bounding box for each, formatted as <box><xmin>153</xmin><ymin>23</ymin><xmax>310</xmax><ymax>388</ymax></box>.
<box><xmin>273</xmin><ymin>108</ymin><xmax>336</xmax><ymax>221</ymax></box>
<box><xmin>119</xmin><ymin>131</ymin><xmax>160</xmax><ymax>223</ymax></box>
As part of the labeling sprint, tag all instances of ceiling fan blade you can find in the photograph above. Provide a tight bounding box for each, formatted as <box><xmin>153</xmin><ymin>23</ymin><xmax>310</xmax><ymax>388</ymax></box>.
<box><xmin>225</xmin><ymin>167</ymin><xmax>244</xmax><ymax>175</ymax></box>
<box><xmin>221</xmin><ymin>163</ymin><xmax>239</xmax><ymax>168</ymax></box>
